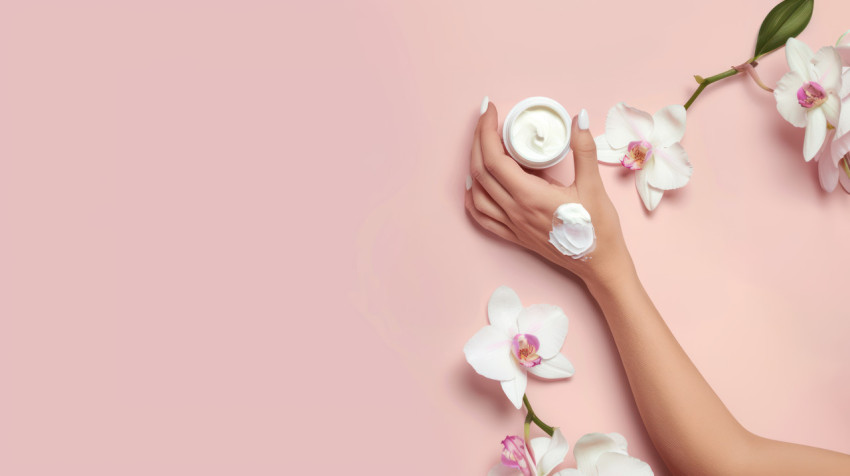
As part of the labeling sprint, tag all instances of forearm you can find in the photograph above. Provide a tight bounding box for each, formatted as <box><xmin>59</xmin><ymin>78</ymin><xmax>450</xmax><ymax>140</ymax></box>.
<box><xmin>585</xmin><ymin>264</ymin><xmax>850</xmax><ymax>475</ymax></box>
<box><xmin>585</xmin><ymin>265</ymin><xmax>751</xmax><ymax>475</ymax></box>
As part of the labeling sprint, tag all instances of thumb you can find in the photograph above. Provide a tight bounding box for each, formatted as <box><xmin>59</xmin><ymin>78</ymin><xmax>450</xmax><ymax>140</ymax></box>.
<box><xmin>570</xmin><ymin>109</ymin><xmax>602</xmax><ymax>189</ymax></box>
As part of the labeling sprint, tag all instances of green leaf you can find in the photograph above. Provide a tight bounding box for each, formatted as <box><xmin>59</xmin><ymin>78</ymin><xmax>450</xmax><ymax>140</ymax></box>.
<box><xmin>754</xmin><ymin>0</ymin><xmax>814</xmax><ymax>59</ymax></box>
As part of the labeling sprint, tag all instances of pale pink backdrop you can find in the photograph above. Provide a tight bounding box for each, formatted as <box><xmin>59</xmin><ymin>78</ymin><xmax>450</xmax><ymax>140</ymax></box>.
<box><xmin>0</xmin><ymin>1</ymin><xmax>848</xmax><ymax>474</ymax></box>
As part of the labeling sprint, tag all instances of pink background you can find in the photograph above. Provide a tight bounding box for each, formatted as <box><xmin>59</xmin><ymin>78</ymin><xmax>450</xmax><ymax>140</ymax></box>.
<box><xmin>0</xmin><ymin>1</ymin><xmax>848</xmax><ymax>474</ymax></box>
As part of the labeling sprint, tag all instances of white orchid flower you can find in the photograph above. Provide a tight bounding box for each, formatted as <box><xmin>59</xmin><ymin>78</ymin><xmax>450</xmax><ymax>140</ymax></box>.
<box><xmin>489</xmin><ymin>429</ymin><xmax>570</xmax><ymax>476</ymax></box>
<box><xmin>825</xmin><ymin>30</ymin><xmax>850</xmax><ymax>193</ymax></box>
<box><xmin>552</xmin><ymin>432</ymin><xmax>653</xmax><ymax>476</ymax></box>
<box><xmin>464</xmin><ymin>286</ymin><xmax>574</xmax><ymax>409</ymax></box>
<box><xmin>814</xmin><ymin>68</ymin><xmax>850</xmax><ymax>192</ymax></box>
<box><xmin>594</xmin><ymin>103</ymin><xmax>693</xmax><ymax>211</ymax></box>
<box><xmin>774</xmin><ymin>38</ymin><xmax>844</xmax><ymax>161</ymax></box>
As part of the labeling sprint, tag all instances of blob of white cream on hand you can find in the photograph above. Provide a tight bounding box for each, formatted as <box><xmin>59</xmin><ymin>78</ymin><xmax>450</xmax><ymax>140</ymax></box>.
<box><xmin>503</xmin><ymin>97</ymin><xmax>571</xmax><ymax>169</ymax></box>
<box><xmin>549</xmin><ymin>203</ymin><xmax>596</xmax><ymax>259</ymax></box>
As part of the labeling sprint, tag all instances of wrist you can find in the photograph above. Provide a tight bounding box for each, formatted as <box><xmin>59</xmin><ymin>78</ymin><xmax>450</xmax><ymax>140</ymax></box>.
<box><xmin>583</xmin><ymin>256</ymin><xmax>640</xmax><ymax>300</ymax></box>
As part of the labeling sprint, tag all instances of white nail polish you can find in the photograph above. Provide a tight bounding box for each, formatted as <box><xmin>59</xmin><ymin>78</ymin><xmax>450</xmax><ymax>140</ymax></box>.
<box><xmin>480</xmin><ymin>96</ymin><xmax>489</xmax><ymax>115</ymax></box>
<box><xmin>578</xmin><ymin>108</ymin><xmax>589</xmax><ymax>130</ymax></box>
<box><xmin>465</xmin><ymin>175</ymin><xmax>473</xmax><ymax>190</ymax></box>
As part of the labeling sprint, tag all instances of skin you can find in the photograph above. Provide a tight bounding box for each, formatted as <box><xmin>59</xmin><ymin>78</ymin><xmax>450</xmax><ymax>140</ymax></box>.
<box><xmin>465</xmin><ymin>100</ymin><xmax>850</xmax><ymax>476</ymax></box>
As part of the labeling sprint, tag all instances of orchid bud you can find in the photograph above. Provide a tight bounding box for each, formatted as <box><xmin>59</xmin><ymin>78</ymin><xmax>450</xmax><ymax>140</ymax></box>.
<box><xmin>500</xmin><ymin>435</ymin><xmax>535</xmax><ymax>476</ymax></box>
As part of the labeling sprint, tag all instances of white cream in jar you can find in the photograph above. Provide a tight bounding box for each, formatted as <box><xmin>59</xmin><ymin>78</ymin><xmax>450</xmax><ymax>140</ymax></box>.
<box><xmin>503</xmin><ymin>97</ymin><xmax>571</xmax><ymax>169</ymax></box>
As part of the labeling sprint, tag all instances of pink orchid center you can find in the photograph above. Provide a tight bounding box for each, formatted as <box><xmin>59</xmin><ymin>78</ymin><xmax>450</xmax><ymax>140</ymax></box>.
<box><xmin>501</xmin><ymin>435</ymin><xmax>536</xmax><ymax>476</ymax></box>
<box><xmin>797</xmin><ymin>81</ymin><xmax>827</xmax><ymax>108</ymax></box>
<box><xmin>511</xmin><ymin>334</ymin><xmax>542</xmax><ymax>368</ymax></box>
<box><xmin>622</xmin><ymin>140</ymin><xmax>652</xmax><ymax>170</ymax></box>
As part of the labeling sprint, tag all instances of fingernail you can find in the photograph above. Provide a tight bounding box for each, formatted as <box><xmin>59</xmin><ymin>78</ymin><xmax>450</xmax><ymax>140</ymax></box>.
<box><xmin>578</xmin><ymin>108</ymin><xmax>589</xmax><ymax>130</ymax></box>
<box><xmin>480</xmin><ymin>96</ymin><xmax>490</xmax><ymax>115</ymax></box>
<box><xmin>465</xmin><ymin>175</ymin><xmax>473</xmax><ymax>190</ymax></box>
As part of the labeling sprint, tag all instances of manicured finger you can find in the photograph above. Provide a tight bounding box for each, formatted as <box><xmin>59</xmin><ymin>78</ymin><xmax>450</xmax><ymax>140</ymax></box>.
<box><xmin>571</xmin><ymin>109</ymin><xmax>603</xmax><ymax>190</ymax></box>
<box><xmin>470</xmin><ymin>181</ymin><xmax>511</xmax><ymax>225</ymax></box>
<box><xmin>470</xmin><ymin>99</ymin><xmax>515</xmax><ymax>210</ymax></box>
<box><xmin>479</xmin><ymin>103</ymin><xmax>538</xmax><ymax>200</ymax></box>
<box><xmin>465</xmin><ymin>192</ymin><xmax>518</xmax><ymax>243</ymax></box>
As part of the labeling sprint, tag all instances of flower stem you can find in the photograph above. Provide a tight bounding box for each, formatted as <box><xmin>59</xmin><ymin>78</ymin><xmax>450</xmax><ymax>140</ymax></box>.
<box><xmin>522</xmin><ymin>394</ymin><xmax>554</xmax><ymax>436</ymax></box>
<box><xmin>524</xmin><ymin>415</ymin><xmax>531</xmax><ymax>441</ymax></box>
<box><xmin>523</xmin><ymin>414</ymin><xmax>533</xmax><ymax>460</ymax></box>
<box><xmin>684</xmin><ymin>67</ymin><xmax>740</xmax><ymax>110</ymax></box>
<box><xmin>733</xmin><ymin>62</ymin><xmax>774</xmax><ymax>92</ymax></box>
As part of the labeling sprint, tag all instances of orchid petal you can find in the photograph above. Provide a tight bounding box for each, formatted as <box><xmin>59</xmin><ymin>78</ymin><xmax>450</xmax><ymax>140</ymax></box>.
<box><xmin>551</xmin><ymin>471</ymin><xmax>582</xmax><ymax>476</ymax></box>
<box><xmin>645</xmin><ymin>143</ymin><xmax>692</xmax><ymax>190</ymax></box>
<box><xmin>574</xmin><ymin>433</ymin><xmax>629</xmax><ymax>472</ymax></box>
<box><xmin>832</xmin><ymin>122</ymin><xmax>850</xmax><ymax>165</ymax></box>
<box><xmin>835</xmin><ymin>95</ymin><xmax>850</xmax><ymax>147</ymax></box>
<box><xmin>528</xmin><ymin>353</ymin><xmax>575</xmax><ymax>379</ymax></box>
<box><xmin>635</xmin><ymin>169</ymin><xmax>663</xmax><ymax>211</ymax></box>
<box><xmin>529</xmin><ymin>437</ymin><xmax>549</xmax><ymax>471</ymax></box>
<box><xmin>841</xmin><ymin>67</ymin><xmax>850</xmax><ymax>98</ymax></box>
<box><xmin>516</xmin><ymin>304</ymin><xmax>568</xmax><ymax>359</ymax></box>
<box><xmin>839</xmin><ymin>160</ymin><xmax>850</xmax><ymax>193</ymax></box>
<box><xmin>812</xmin><ymin>46</ymin><xmax>843</xmax><ymax>92</ymax></box>
<box><xmin>595</xmin><ymin>136</ymin><xmax>626</xmax><ymax>164</ymax></box>
<box><xmin>605</xmin><ymin>103</ymin><xmax>654</xmax><ymax>149</ymax></box>
<box><xmin>838</xmin><ymin>46</ymin><xmax>850</xmax><ymax>67</ymax></box>
<box><xmin>832</xmin><ymin>133</ymin><xmax>850</xmax><ymax>166</ymax></box>
<box><xmin>839</xmin><ymin>93</ymin><xmax>850</xmax><ymax>136</ymax></box>
<box><xmin>596</xmin><ymin>452</ymin><xmax>654</xmax><ymax>476</ymax></box>
<box><xmin>501</xmin><ymin>369</ymin><xmax>527</xmax><ymax>409</ymax></box>
<box><xmin>536</xmin><ymin>429</ymin><xmax>570</xmax><ymax>476</ymax></box>
<box><xmin>463</xmin><ymin>325</ymin><xmax>516</xmax><ymax>380</ymax></box>
<box><xmin>489</xmin><ymin>286</ymin><xmax>523</xmax><ymax>334</ymax></box>
<box><xmin>774</xmin><ymin>71</ymin><xmax>808</xmax><ymax>127</ymax></box>
<box><xmin>786</xmin><ymin>37</ymin><xmax>814</xmax><ymax>78</ymax></box>
<box><xmin>818</xmin><ymin>148</ymin><xmax>839</xmax><ymax>192</ymax></box>
<box><xmin>819</xmin><ymin>127</ymin><xmax>840</xmax><ymax>166</ymax></box>
<box><xmin>605</xmin><ymin>432</ymin><xmax>629</xmax><ymax>451</ymax></box>
<box><xmin>821</xmin><ymin>92</ymin><xmax>841</xmax><ymax>126</ymax></box>
<box><xmin>650</xmin><ymin>105</ymin><xmax>686</xmax><ymax>147</ymax></box>
<box><xmin>804</xmin><ymin>108</ymin><xmax>827</xmax><ymax>161</ymax></box>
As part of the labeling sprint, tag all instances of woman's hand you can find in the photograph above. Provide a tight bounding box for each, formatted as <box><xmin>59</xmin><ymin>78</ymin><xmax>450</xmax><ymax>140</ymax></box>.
<box><xmin>464</xmin><ymin>99</ymin><xmax>634</xmax><ymax>288</ymax></box>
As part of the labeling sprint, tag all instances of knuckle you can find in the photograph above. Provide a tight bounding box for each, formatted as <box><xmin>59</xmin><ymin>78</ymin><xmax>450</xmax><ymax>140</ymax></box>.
<box><xmin>510</xmin><ymin>208</ymin><xmax>530</xmax><ymax>224</ymax></box>
<box><xmin>471</xmin><ymin>191</ymin><xmax>486</xmax><ymax>213</ymax></box>
<box><xmin>480</xmin><ymin>220</ymin><xmax>497</xmax><ymax>233</ymax></box>
<box><xmin>575</xmin><ymin>144</ymin><xmax>597</xmax><ymax>156</ymax></box>
<box><xmin>512</xmin><ymin>215</ymin><xmax>535</xmax><ymax>236</ymax></box>
<box><xmin>470</xmin><ymin>163</ymin><xmax>487</xmax><ymax>182</ymax></box>
<box><xmin>482</xmin><ymin>155</ymin><xmax>498</xmax><ymax>175</ymax></box>
<box><xmin>573</xmin><ymin>137</ymin><xmax>597</xmax><ymax>155</ymax></box>
<box><xmin>512</xmin><ymin>189</ymin><xmax>533</xmax><ymax>207</ymax></box>
<box><xmin>515</xmin><ymin>196</ymin><xmax>536</xmax><ymax>215</ymax></box>
<box><xmin>483</xmin><ymin>222</ymin><xmax>509</xmax><ymax>242</ymax></box>
<box><xmin>516</xmin><ymin>208</ymin><xmax>547</xmax><ymax>232</ymax></box>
